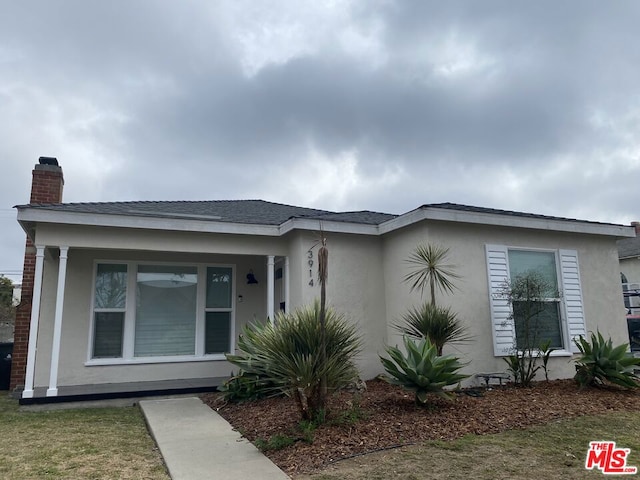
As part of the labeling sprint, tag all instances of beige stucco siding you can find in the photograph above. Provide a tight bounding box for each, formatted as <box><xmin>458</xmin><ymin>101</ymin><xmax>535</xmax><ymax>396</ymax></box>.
<box><xmin>282</xmin><ymin>230</ymin><xmax>388</xmax><ymax>379</ymax></box>
<box><xmin>383</xmin><ymin>220</ymin><xmax>627</xmax><ymax>383</ymax></box>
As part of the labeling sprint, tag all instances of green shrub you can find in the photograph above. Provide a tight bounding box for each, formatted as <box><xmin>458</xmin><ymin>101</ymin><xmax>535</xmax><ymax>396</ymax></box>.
<box><xmin>226</xmin><ymin>301</ymin><xmax>362</xmax><ymax>421</ymax></box>
<box><xmin>217</xmin><ymin>370</ymin><xmax>276</xmax><ymax>403</ymax></box>
<box><xmin>380</xmin><ymin>336</ymin><xmax>469</xmax><ymax>406</ymax></box>
<box><xmin>394</xmin><ymin>302</ymin><xmax>470</xmax><ymax>355</ymax></box>
<box><xmin>254</xmin><ymin>434</ymin><xmax>296</xmax><ymax>451</ymax></box>
<box><xmin>574</xmin><ymin>331</ymin><xmax>640</xmax><ymax>389</ymax></box>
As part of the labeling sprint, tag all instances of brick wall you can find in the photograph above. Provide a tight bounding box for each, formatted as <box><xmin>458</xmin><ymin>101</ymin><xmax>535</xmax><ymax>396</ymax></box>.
<box><xmin>10</xmin><ymin>161</ymin><xmax>63</xmax><ymax>391</ymax></box>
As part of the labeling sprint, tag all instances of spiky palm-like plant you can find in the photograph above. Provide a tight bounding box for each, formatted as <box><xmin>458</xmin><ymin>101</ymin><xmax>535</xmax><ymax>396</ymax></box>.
<box><xmin>574</xmin><ymin>331</ymin><xmax>640</xmax><ymax>389</ymax></box>
<box><xmin>404</xmin><ymin>244</ymin><xmax>460</xmax><ymax>306</ymax></box>
<box><xmin>380</xmin><ymin>336</ymin><xmax>468</xmax><ymax>405</ymax></box>
<box><xmin>226</xmin><ymin>301</ymin><xmax>362</xmax><ymax>421</ymax></box>
<box><xmin>394</xmin><ymin>302</ymin><xmax>471</xmax><ymax>355</ymax></box>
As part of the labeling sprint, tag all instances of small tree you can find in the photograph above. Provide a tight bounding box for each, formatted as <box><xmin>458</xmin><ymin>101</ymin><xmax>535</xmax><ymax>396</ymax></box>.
<box><xmin>0</xmin><ymin>276</ymin><xmax>13</xmax><ymax>308</ymax></box>
<box><xmin>403</xmin><ymin>244</ymin><xmax>460</xmax><ymax>306</ymax></box>
<box><xmin>0</xmin><ymin>276</ymin><xmax>15</xmax><ymax>340</ymax></box>
<box><xmin>399</xmin><ymin>244</ymin><xmax>466</xmax><ymax>356</ymax></box>
<box><xmin>500</xmin><ymin>272</ymin><xmax>559</xmax><ymax>386</ymax></box>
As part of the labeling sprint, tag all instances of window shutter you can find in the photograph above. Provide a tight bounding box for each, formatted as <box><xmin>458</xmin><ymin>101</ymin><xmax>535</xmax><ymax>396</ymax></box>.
<box><xmin>485</xmin><ymin>245</ymin><xmax>515</xmax><ymax>356</ymax></box>
<box><xmin>558</xmin><ymin>249</ymin><xmax>586</xmax><ymax>352</ymax></box>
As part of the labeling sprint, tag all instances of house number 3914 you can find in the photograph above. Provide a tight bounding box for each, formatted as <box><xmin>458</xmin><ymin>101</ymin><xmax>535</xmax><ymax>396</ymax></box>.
<box><xmin>308</xmin><ymin>249</ymin><xmax>314</xmax><ymax>286</ymax></box>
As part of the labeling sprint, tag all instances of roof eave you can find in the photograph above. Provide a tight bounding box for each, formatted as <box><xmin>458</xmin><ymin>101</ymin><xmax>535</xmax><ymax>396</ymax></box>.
<box><xmin>16</xmin><ymin>206</ymin><xmax>381</xmax><ymax>237</ymax></box>
<box><xmin>379</xmin><ymin>206</ymin><xmax>635</xmax><ymax>237</ymax></box>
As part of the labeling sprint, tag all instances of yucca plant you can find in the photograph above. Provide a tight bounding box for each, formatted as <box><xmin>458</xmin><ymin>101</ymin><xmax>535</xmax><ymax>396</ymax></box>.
<box><xmin>404</xmin><ymin>243</ymin><xmax>460</xmax><ymax>306</ymax></box>
<box><xmin>380</xmin><ymin>336</ymin><xmax>469</xmax><ymax>405</ymax></box>
<box><xmin>226</xmin><ymin>301</ymin><xmax>362</xmax><ymax>421</ymax></box>
<box><xmin>574</xmin><ymin>331</ymin><xmax>640</xmax><ymax>389</ymax></box>
<box><xmin>394</xmin><ymin>302</ymin><xmax>470</xmax><ymax>355</ymax></box>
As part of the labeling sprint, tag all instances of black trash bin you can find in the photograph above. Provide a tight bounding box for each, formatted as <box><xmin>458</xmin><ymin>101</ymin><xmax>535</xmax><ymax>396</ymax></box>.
<box><xmin>0</xmin><ymin>342</ymin><xmax>13</xmax><ymax>391</ymax></box>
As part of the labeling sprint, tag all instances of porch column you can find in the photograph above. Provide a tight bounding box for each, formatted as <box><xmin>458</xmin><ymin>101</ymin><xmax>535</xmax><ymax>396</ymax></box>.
<box><xmin>284</xmin><ymin>256</ymin><xmax>290</xmax><ymax>313</ymax></box>
<box><xmin>267</xmin><ymin>255</ymin><xmax>275</xmax><ymax>323</ymax></box>
<box><xmin>46</xmin><ymin>246</ymin><xmax>69</xmax><ymax>397</ymax></box>
<box><xmin>22</xmin><ymin>246</ymin><xmax>46</xmax><ymax>399</ymax></box>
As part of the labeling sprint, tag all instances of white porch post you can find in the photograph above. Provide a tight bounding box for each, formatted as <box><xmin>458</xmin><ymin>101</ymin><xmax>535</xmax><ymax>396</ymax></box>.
<box><xmin>46</xmin><ymin>246</ymin><xmax>69</xmax><ymax>397</ymax></box>
<box><xmin>22</xmin><ymin>246</ymin><xmax>46</xmax><ymax>399</ymax></box>
<box><xmin>284</xmin><ymin>256</ymin><xmax>290</xmax><ymax>313</ymax></box>
<box><xmin>267</xmin><ymin>255</ymin><xmax>275</xmax><ymax>323</ymax></box>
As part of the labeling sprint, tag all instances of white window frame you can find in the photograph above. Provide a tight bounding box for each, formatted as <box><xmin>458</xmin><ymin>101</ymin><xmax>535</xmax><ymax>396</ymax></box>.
<box><xmin>86</xmin><ymin>260</ymin><xmax>235</xmax><ymax>366</ymax></box>
<box><xmin>486</xmin><ymin>245</ymin><xmax>586</xmax><ymax>357</ymax></box>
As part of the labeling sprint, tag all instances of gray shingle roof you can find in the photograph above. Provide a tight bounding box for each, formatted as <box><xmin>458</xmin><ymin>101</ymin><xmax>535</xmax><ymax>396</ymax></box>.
<box><xmin>423</xmin><ymin>202</ymin><xmax>625</xmax><ymax>227</ymax></box>
<box><xmin>17</xmin><ymin>199</ymin><xmax>625</xmax><ymax>231</ymax></box>
<box><xmin>17</xmin><ymin>199</ymin><xmax>397</xmax><ymax>226</ymax></box>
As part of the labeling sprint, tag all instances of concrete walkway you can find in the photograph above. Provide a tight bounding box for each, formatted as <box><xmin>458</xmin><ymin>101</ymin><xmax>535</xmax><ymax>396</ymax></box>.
<box><xmin>140</xmin><ymin>397</ymin><xmax>290</xmax><ymax>480</ymax></box>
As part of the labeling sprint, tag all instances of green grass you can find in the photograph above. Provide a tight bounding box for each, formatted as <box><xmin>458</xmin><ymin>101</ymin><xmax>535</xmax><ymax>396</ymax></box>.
<box><xmin>298</xmin><ymin>412</ymin><xmax>640</xmax><ymax>480</ymax></box>
<box><xmin>0</xmin><ymin>392</ymin><xmax>169</xmax><ymax>479</ymax></box>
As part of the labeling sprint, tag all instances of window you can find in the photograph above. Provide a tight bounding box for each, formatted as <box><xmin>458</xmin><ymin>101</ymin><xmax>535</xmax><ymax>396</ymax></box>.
<box><xmin>90</xmin><ymin>262</ymin><xmax>234</xmax><ymax>362</ymax></box>
<box><xmin>135</xmin><ymin>265</ymin><xmax>198</xmax><ymax>357</ymax></box>
<box><xmin>93</xmin><ymin>264</ymin><xmax>127</xmax><ymax>358</ymax></box>
<box><xmin>508</xmin><ymin>250</ymin><xmax>562</xmax><ymax>349</ymax></box>
<box><xmin>486</xmin><ymin>245</ymin><xmax>586</xmax><ymax>356</ymax></box>
<box><xmin>205</xmin><ymin>267</ymin><xmax>233</xmax><ymax>354</ymax></box>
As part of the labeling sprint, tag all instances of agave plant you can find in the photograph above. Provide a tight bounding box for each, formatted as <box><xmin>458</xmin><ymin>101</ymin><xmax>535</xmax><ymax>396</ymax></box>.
<box><xmin>574</xmin><ymin>331</ymin><xmax>640</xmax><ymax>389</ymax></box>
<box><xmin>380</xmin><ymin>336</ymin><xmax>469</xmax><ymax>405</ymax></box>
<box><xmin>226</xmin><ymin>301</ymin><xmax>362</xmax><ymax>421</ymax></box>
<box><xmin>404</xmin><ymin>243</ymin><xmax>460</xmax><ymax>306</ymax></box>
<box><xmin>394</xmin><ymin>302</ymin><xmax>471</xmax><ymax>355</ymax></box>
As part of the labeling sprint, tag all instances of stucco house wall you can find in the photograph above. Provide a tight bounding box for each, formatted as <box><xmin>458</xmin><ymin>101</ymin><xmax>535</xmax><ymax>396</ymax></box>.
<box><xmin>383</xmin><ymin>219</ymin><xmax>627</xmax><ymax>381</ymax></box>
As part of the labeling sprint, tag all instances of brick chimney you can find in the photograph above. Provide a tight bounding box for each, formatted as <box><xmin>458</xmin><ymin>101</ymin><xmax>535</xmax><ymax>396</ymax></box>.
<box><xmin>632</xmin><ymin>221</ymin><xmax>640</xmax><ymax>237</ymax></box>
<box><xmin>10</xmin><ymin>157</ymin><xmax>64</xmax><ymax>391</ymax></box>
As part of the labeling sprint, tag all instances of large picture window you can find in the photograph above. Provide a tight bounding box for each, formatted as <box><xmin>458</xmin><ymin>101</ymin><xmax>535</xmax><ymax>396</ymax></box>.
<box><xmin>135</xmin><ymin>265</ymin><xmax>198</xmax><ymax>357</ymax></box>
<box><xmin>90</xmin><ymin>262</ymin><xmax>234</xmax><ymax>362</ymax></box>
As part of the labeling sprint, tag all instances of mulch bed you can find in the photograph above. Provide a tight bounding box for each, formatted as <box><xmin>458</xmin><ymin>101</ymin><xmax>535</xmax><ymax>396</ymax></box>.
<box><xmin>201</xmin><ymin>379</ymin><xmax>640</xmax><ymax>475</ymax></box>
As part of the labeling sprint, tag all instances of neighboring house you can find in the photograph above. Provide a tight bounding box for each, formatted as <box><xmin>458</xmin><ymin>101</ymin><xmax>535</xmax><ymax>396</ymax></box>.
<box><xmin>617</xmin><ymin>226</ymin><xmax>640</xmax><ymax>352</ymax></box>
<box><xmin>12</xmin><ymin>158</ymin><xmax>634</xmax><ymax>402</ymax></box>
<box><xmin>618</xmin><ymin>224</ymin><xmax>640</xmax><ymax>292</ymax></box>
<box><xmin>12</xmin><ymin>283</ymin><xmax>21</xmax><ymax>307</ymax></box>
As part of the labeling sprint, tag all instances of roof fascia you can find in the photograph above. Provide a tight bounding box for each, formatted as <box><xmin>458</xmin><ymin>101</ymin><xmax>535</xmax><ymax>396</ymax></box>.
<box><xmin>379</xmin><ymin>207</ymin><xmax>635</xmax><ymax>238</ymax></box>
<box><xmin>16</xmin><ymin>208</ymin><xmax>281</xmax><ymax>236</ymax></box>
<box><xmin>16</xmin><ymin>207</ymin><xmax>381</xmax><ymax>237</ymax></box>
<box><xmin>278</xmin><ymin>218</ymin><xmax>379</xmax><ymax>235</ymax></box>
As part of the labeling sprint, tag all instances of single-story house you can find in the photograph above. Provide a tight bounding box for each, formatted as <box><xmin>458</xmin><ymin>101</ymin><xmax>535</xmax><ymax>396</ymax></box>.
<box><xmin>11</xmin><ymin>158</ymin><xmax>634</xmax><ymax>402</ymax></box>
<box><xmin>619</xmin><ymin>225</ymin><xmax>640</xmax><ymax>288</ymax></box>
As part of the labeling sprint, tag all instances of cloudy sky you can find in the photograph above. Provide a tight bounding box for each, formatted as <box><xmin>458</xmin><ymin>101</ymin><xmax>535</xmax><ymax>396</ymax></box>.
<box><xmin>1</xmin><ymin>1</ymin><xmax>640</xmax><ymax>283</ymax></box>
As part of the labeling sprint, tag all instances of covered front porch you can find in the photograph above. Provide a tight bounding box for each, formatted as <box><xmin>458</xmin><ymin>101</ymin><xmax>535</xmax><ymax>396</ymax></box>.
<box><xmin>22</xmin><ymin>240</ymin><xmax>291</xmax><ymax>402</ymax></box>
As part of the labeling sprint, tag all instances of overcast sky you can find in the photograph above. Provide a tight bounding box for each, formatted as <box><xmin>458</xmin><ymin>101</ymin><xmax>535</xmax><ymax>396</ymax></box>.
<box><xmin>1</xmin><ymin>1</ymin><xmax>640</xmax><ymax>283</ymax></box>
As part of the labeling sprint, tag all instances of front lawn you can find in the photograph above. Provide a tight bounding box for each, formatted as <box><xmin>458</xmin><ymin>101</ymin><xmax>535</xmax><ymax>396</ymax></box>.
<box><xmin>0</xmin><ymin>392</ymin><xmax>169</xmax><ymax>479</ymax></box>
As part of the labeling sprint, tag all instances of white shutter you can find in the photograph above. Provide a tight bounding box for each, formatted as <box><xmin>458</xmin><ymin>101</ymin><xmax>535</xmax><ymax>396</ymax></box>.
<box><xmin>558</xmin><ymin>249</ymin><xmax>586</xmax><ymax>353</ymax></box>
<box><xmin>485</xmin><ymin>245</ymin><xmax>515</xmax><ymax>356</ymax></box>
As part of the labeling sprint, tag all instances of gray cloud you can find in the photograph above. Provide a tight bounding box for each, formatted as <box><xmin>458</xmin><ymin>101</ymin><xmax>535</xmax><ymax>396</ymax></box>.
<box><xmin>2</xmin><ymin>1</ymin><xmax>640</xmax><ymax>281</ymax></box>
